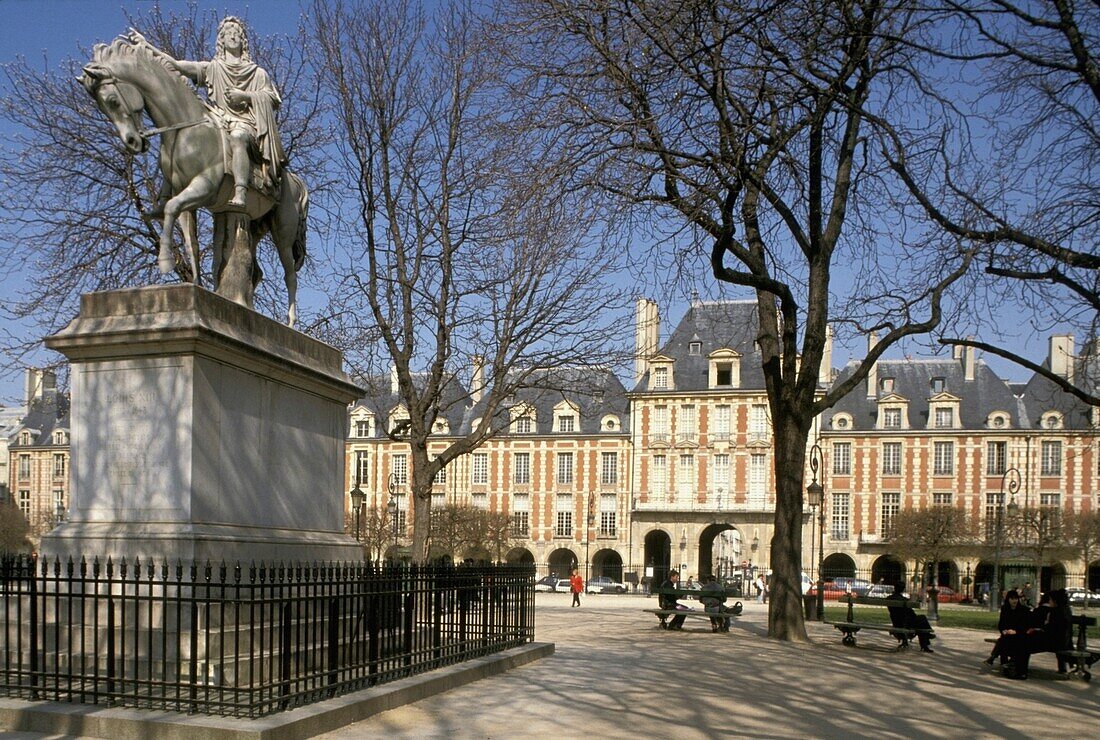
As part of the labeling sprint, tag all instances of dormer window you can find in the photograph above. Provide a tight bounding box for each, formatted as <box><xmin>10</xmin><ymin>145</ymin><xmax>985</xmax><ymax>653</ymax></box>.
<box><xmin>558</xmin><ymin>414</ymin><xmax>576</xmax><ymax>433</ymax></box>
<box><xmin>601</xmin><ymin>415</ymin><xmax>620</xmax><ymax>432</ymax></box>
<box><xmin>515</xmin><ymin>416</ymin><xmax>533</xmax><ymax>434</ymax></box>
<box><xmin>354</xmin><ymin>419</ymin><xmax>370</xmax><ymax>437</ymax></box>
<box><xmin>1041</xmin><ymin>412</ymin><xmax>1063</xmax><ymax>430</ymax></box>
<box><xmin>689</xmin><ymin>341</ymin><xmax>702</xmax><ymax>356</ymax></box>
<box><xmin>931</xmin><ymin>377</ymin><xmax>945</xmax><ymax>393</ymax></box>
<box><xmin>832</xmin><ymin>414</ymin><xmax>852</xmax><ymax>430</ymax></box>
<box><xmin>432</xmin><ymin>419</ymin><xmax>450</xmax><ymax>435</ymax></box>
<box><xmin>988</xmin><ymin>412</ymin><xmax>1010</xmax><ymax>429</ymax></box>
<box><xmin>53</xmin><ymin>431</ymin><xmax>67</xmax><ymax>445</ymax></box>
<box><xmin>19</xmin><ymin>431</ymin><xmax>31</xmax><ymax>445</ymax></box>
<box><xmin>934</xmin><ymin>407</ymin><xmax>954</xmax><ymax>429</ymax></box>
<box><xmin>716</xmin><ymin>363</ymin><xmax>733</xmax><ymax>386</ymax></box>
<box><xmin>881</xmin><ymin>378</ymin><xmax>895</xmax><ymax>393</ymax></box>
<box><xmin>653</xmin><ymin>367</ymin><xmax>668</xmax><ymax>389</ymax></box>
<box><xmin>883</xmin><ymin>408</ymin><xmax>901</xmax><ymax>428</ymax></box>
<box><xmin>708</xmin><ymin>348</ymin><xmax>741</xmax><ymax>389</ymax></box>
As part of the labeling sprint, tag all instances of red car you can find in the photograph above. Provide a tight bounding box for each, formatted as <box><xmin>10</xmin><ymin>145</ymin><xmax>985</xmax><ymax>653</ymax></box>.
<box><xmin>926</xmin><ymin>585</ymin><xmax>966</xmax><ymax>603</ymax></box>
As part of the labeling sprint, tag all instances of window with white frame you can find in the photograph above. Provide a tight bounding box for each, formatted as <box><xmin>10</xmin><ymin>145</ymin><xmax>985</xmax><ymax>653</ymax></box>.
<box><xmin>652</xmin><ymin>406</ymin><xmax>668</xmax><ymax>442</ymax></box>
<box><xmin>600</xmin><ymin>451</ymin><xmax>618</xmax><ymax>485</ymax></box>
<box><xmin>431</xmin><ymin>492</ymin><xmax>446</xmax><ymax>509</ymax></box>
<box><xmin>934</xmin><ymin>407</ymin><xmax>954</xmax><ymax>429</ymax></box>
<box><xmin>555</xmin><ymin>494</ymin><xmax>573</xmax><ymax>537</ymax></box>
<box><xmin>354</xmin><ymin>419</ymin><xmax>369</xmax><ymax>437</ymax></box>
<box><xmin>514</xmin><ymin>416</ymin><xmax>533</xmax><ymax>434</ymax></box>
<box><xmin>557</xmin><ymin>452</ymin><xmax>574</xmax><ymax>485</ymax></box>
<box><xmin>512</xmin><ymin>495</ymin><xmax>530</xmax><ymax>536</ymax></box>
<box><xmin>984</xmin><ymin>492</ymin><xmax>1004</xmax><ymax>539</ymax></box>
<box><xmin>713</xmin><ymin>405</ymin><xmax>731</xmax><ymax>440</ymax></box>
<box><xmin>54</xmin><ymin>489</ymin><xmax>64</xmax><ymax>516</ymax></box>
<box><xmin>53</xmin><ymin>453</ymin><xmax>66</xmax><ymax>479</ymax></box>
<box><xmin>514</xmin><ymin>452</ymin><xmax>531</xmax><ymax>485</ymax></box>
<box><xmin>831</xmin><ymin>493</ymin><xmax>850</xmax><ymax>540</ymax></box>
<box><xmin>471</xmin><ymin>493</ymin><xmax>488</xmax><ymax>510</ymax></box>
<box><xmin>749</xmin><ymin>454</ymin><xmax>767</xmax><ymax>505</ymax></box>
<box><xmin>18</xmin><ymin>490</ymin><xmax>29</xmax><ymax>517</ymax></box>
<box><xmin>18</xmin><ymin>432</ymin><xmax>30</xmax><ymax>445</ymax></box>
<box><xmin>713</xmin><ymin>454</ymin><xmax>730</xmax><ymax>494</ymax></box>
<box><xmin>882</xmin><ymin>408</ymin><xmax>902</xmax><ymax>428</ymax></box>
<box><xmin>599</xmin><ymin>494</ymin><xmax>617</xmax><ymax>537</ymax></box>
<box><xmin>933</xmin><ymin>492</ymin><xmax>953</xmax><ymax>506</ymax></box>
<box><xmin>750</xmin><ymin>404</ymin><xmax>769</xmax><ymax>440</ymax></box>
<box><xmin>986</xmin><ymin>441</ymin><xmax>1006</xmax><ymax>476</ymax></box>
<box><xmin>1041</xmin><ymin>441</ymin><xmax>1062</xmax><ymax>475</ymax></box>
<box><xmin>471</xmin><ymin>452</ymin><xmax>488</xmax><ymax>485</ymax></box>
<box><xmin>1039</xmin><ymin>492</ymin><xmax>1061</xmax><ymax>536</ymax></box>
<box><xmin>652</xmin><ymin>455</ymin><xmax>667</xmax><ymax>495</ymax></box>
<box><xmin>881</xmin><ymin>492</ymin><xmax>900</xmax><ymax>535</ymax></box>
<box><xmin>678</xmin><ymin>405</ymin><xmax>697</xmax><ymax>442</ymax></box>
<box><xmin>433</xmin><ymin>457</ymin><xmax>447</xmax><ymax>484</ymax></box>
<box><xmin>53</xmin><ymin>431</ymin><xmax>66</xmax><ymax>445</ymax></box>
<box><xmin>355</xmin><ymin>451</ymin><xmax>369</xmax><ymax>485</ymax></box>
<box><xmin>1040</xmin><ymin>492</ymin><xmax>1061</xmax><ymax>508</ymax></box>
<box><xmin>882</xmin><ymin>442</ymin><xmax>901</xmax><ymax>475</ymax></box>
<box><xmin>832</xmin><ymin>442</ymin><xmax>851</xmax><ymax>475</ymax></box>
<box><xmin>677</xmin><ymin>455</ymin><xmax>694</xmax><ymax>497</ymax></box>
<box><xmin>653</xmin><ymin>366</ymin><xmax>668</xmax><ymax>389</ymax></box>
<box><xmin>391</xmin><ymin>454</ymin><xmax>408</xmax><ymax>486</ymax></box>
<box><xmin>933</xmin><ymin>441</ymin><xmax>954</xmax><ymax>475</ymax></box>
<box><xmin>689</xmin><ymin>341</ymin><xmax>702</xmax><ymax>356</ymax></box>
<box><xmin>17</xmin><ymin>455</ymin><xmax>30</xmax><ymax>479</ymax></box>
<box><xmin>557</xmin><ymin>414</ymin><xmax>575</xmax><ymax>433</ymax></box>
<box><xmin>395</xmin><ymin>494</ymin><xmax>408</xmax><ymax>530</ymax></box>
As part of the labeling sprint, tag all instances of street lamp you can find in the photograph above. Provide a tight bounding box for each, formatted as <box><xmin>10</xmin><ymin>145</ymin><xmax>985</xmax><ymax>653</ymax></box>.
<box><xmin>387</xmin><ymin>472</ymin><xmax>399</xmax><ymax>550</ymax></box>
<box><xmin>807</xmin><ymin>443</ymin><xmax>826</xmax><ymax>622</ymax></box>
<box><xmin>585</xmin><ymin>492</ymin><xmax>595</xmax><ymax>588</ymax></box>
<box><xmin>991</xmin><ymin>466</ymin><xmax>1020</xmax><ymax>612</ymax></box>
<box><xmin>350</xmin><ymin>485</ymin><xmax>365</xmax><ymax>542</ymax></box>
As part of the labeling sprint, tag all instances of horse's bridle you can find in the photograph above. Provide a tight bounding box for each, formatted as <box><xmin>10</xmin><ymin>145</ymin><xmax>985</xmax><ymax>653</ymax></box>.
<box><xmin>81</xmin><ymin>63</ymin><xmax>206</xmax><ymax>145</ymax></box>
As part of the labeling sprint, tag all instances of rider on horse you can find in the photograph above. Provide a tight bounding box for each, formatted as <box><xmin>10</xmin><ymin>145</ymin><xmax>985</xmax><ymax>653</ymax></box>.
<box><xmin>129</xmin><ymin>17</ymin><xmax>285</xmax><ymax>211</ymax></box>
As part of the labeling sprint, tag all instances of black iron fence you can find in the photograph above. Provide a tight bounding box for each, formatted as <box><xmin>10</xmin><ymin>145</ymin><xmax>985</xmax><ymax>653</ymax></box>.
<box><xmin>0</xmin><ymin>556</ymin><xmax>533</xmax><ymax>717</ymax></box>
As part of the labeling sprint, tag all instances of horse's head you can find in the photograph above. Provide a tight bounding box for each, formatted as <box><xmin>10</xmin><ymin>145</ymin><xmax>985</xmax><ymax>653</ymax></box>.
<box><xmin>79</xmin><ymin>62</ymin><xmax>148</xmax><ymax>154</ymax></box>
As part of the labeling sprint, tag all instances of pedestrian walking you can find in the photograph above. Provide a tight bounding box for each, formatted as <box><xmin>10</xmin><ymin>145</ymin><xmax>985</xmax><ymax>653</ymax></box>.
<box><xmin>570</xmin><ymin>568</ymin><xmax>584</xmax><ymax>607</ymax></box>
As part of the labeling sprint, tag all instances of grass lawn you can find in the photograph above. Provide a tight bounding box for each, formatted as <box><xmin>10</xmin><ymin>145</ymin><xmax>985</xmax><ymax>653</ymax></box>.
<box><xmin>822</xmin><ymin>605</ymin><xmax>1099</xmax><ymax>639</ymax></box>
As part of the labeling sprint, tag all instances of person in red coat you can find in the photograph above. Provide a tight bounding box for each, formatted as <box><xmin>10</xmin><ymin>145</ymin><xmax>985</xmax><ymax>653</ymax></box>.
<box><xmin>570</xmin><ymin>569</ymin><xmax>584</xmax><ymax>607</ymax></box>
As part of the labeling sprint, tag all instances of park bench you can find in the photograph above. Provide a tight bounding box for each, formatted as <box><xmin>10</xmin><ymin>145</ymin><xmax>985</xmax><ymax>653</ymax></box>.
<box><xmin>985</xmin><ymin>614</ymin><xmax>1096</xmax><ymax>681</ymax></box>
<box><xmin>645</xmin><ymin>588</ymin><xmax>743</xmax><ymax>631</ymax></box>
<box><xmin>825</xmin><ymin>594</ymin><xmax>932</xmax><ymax>650</ymax></box>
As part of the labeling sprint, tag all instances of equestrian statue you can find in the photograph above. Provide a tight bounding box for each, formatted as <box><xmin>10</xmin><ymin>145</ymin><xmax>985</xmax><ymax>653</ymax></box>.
<box><xmin>79</xmin><ymin>17</ymin><xmax>308</xmax><ymax>326</ymax></box>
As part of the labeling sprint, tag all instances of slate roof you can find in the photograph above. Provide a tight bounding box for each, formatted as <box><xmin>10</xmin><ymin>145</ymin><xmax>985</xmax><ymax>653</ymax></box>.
<box><xmin>8</xmin><ymin>391</ymin><xmax>70</xmax><ymax>447</ymax></box>
<box><xmin>349</xmin><ymin>372</ymin><xmax>471</xmax><ymax>439</ymax></box>
<box><xmin>823</xmin><ymin>358</ymin><xmax>1020</xmax><ymax>432</ymax></box>
<box><xmin>632</xmin><ymin>301</ymin><xmax>766</xmax><ymax>393</ymax></box>
<box><xmin>1018</xmin><ymin>338</ymin><xmax>1098</xmax><ymax>430</ymax></box>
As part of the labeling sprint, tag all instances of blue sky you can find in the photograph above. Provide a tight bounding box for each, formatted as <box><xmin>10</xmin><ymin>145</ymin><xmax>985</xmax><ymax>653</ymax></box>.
<box><xmin>0</xmin><ymin>0</ymin><xmax>1068</xmax><ymax>409</ymax></box>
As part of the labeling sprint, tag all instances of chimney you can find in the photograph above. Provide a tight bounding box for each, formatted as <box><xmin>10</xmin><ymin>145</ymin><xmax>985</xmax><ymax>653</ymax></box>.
<box><xmin>952</xmin><ymin>344</ymin><xmax>963</xmax><ymax>361</ymax></box>
<box><xmin>23</xmin><ymin>368</ymin><xmax>54</xmax><ymax>408</ymax></box>
<box><xmin>634</xmin><ymin>298</ymin><xmax>660</xmax><ymax>386</ymax></box>
<box><xmin>470</xmin><ymin>356</ymin><xmax>486</xmax><ymax>405</ymax></box>
<box><xmin>963</xmin><ymin>339</ymin><xmax>976</xmax><ymax>382</ymax></box>
<box><xmin>819</xmin><ymin>324</ymin><xmax>833</xmax><ymax>385</ymax></box>
<box><xmin>866</xmin><ymin>331</ymin><xmax>879</xmax><ymax>398</ymax></box>
<box><xmin>390</xmin><ymin>365</ymin><xmax>399</xmax><ymax>395</ymax></box>
<box><xmin>1049</xmin><ymin>334</ymin><xmax>1075</xmax><ymax>382</ymax></box>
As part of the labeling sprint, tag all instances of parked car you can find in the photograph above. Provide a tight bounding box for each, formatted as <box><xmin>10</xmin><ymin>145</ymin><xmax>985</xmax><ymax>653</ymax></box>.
<box><xmin>866</xmin><ymin>584</ymin><xmax>906</xmax><ymax>599</ymax></box>
<box><xmin>830</xmin><ymin>577</ymin><xmax>874</xmax><ymax>597</ymax></box>
<box><xmin>553</xmin><ymin>578</ymin><xmax>573</xmax><ymax>592</ymax></box>
<box><xmin>1067</xmin><ymin>587</ymin><xmax>1100</xmax><ymax>608</ymax></box>
<box><xmin>586</xmin><ymin>576</ymin><xmax>628</xmax><ymax>594</ymax></box>
<box><xmin>534</xmin><ymin>575</ymin><xmax>559</xmax><ymax>592</ymax></box>
<box><xmin>926</xmin><ymin>585</ymin><xmax>966</xmax><ymax>603</ymax></box>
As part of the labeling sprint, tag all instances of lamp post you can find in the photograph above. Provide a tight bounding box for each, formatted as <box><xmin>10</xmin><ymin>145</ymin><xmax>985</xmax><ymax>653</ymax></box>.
<box><xmin>585</xmin><ymin>492</ymin><xmax>595</xmax><ymax>589</ymax></box>
<box><xmin>350</xmin><ymin>485</ymin><xmax>365</xmax><ymax>542</ymax></box>
<box><xmin>807</xmin><ymin>443</ymin><xmax>826</xmax><ymax>622</ymax></box>
<box><xmin>387</xmin><ymin>473</ymin><xmax>399</xmax><ymax>551</ymax></box>
<box><xmin>991</xmin><ymin>466</ymin><xmax>1020</xmax><ymax>612</ymax></box>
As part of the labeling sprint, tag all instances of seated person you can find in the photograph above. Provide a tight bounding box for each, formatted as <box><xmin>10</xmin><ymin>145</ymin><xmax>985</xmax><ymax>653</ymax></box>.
<box><xmin>886</xmin><ymin>582</ymin><xmax>935</xmax><ymax>652</ymax></box>
<box><xmin>985</xmin><ymin>589</ymin><xmax>1031</xmax><ymax>666</ymax></box>
<box><xmin>658</xmin><ymin>570</ymin><xmax>688</xmax><ymax>630</ymax></box>
<box><xmin>1003</xmin><ymin>589</ymin><xmax>1072</xmax><ymax>680</ymax></box>
<box><xmin>700</xmin><ymin>574</ymin><xmax>731</xmax><ymax>633</ymax></box>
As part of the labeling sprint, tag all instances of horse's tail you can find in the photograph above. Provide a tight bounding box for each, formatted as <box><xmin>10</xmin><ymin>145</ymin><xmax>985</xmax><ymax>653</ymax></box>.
<box><xmin>286</xmin><ymin>170</ymin><xmax>309</xmax><ymax>271</ymax></box>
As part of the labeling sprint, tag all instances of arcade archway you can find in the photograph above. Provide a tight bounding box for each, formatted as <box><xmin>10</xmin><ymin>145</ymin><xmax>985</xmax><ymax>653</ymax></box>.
<box><xmin>644</xmin><ymin>529</ymin><xmax>672</xmax><ymax>587</ymax></box>
<box><xmin>506</xmin><ymin>547</ymin><xmax>534</xmax><ymax>564</ymax></box>
<box><xmin>871</xmin><ymin>555</ymin><xmax>906</xmax><ymax>587</ymax></box>
<box><xmin>547</xmin><ymin>548</ymin><xmax>577</xmax><ymax>579</ymax></box>
<box><xmin>697</xmin><ymin>523</ymin><xmax>739</xmax><ymax>580</ymax></box>
<box><xmin>821</xmin><ymin>553</ymin><xmax>856</xmax><ymax>580</ymax></box>
<box><xmin>591</xmin><ymin>549</ymin><xmax>624</xmax><ymax>580</ymax></box>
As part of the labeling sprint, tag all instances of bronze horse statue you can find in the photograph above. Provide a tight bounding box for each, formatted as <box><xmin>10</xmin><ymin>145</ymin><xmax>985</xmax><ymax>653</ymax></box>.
<box><xmin>79</xmin><ymin>38</ymin><xmax>308</xmax><ymax>326</ymax></box>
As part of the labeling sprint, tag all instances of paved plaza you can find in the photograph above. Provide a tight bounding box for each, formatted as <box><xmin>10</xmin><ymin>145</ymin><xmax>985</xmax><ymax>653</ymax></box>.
<box><xmin>316</xmin><ymin>593</ymin><xmax>1097</xmax><ymax>740</ymax></box>
<box><xmin>4</xmin><ymin>593</ymin><xmax>1097</xmax><ymax>739</ymax></box>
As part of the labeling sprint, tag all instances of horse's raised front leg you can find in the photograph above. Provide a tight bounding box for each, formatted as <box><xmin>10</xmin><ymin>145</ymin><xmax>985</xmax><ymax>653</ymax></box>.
<box><xmin>160</xmin><ymin>176</ymin><xmax>217</xmax><ymax>275</ymax></box>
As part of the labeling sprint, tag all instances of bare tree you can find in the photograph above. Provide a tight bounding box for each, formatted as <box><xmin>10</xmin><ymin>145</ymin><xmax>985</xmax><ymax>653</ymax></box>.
<box><xmin>1063</xmin><ymin>509</ymin><xmax>1100</xmax><ymax>590</ymax></box>
<box><xmin>0</xmin><ymin>502</ymin><xmax>31</xmax><ymax>555</ymax></box>
<box><xmin>1007</xmin><ymin>504</ymin><xmax>1075</xmax><ymax>590</ymax></box>
<box><xmin>882</xmin><ymin>0</ymin><xmax>1100</xmax><ymax>404</ymax></box>
<box><xmin>887</xmin><ymin>506</ymin><xmax>975</xmax><ymax>616</ymax></box>
<box><xmin>0</xmin><ymin>5</ymin><xmax>327</xmax><ymax>393</ymax></box>
<box><xmin>509</xmin><ymin>0</ymin><xmax>974</xmax><ymax>639</ymax></box>
<box><xmin>306</xmin><ymin>0</ymin><xmax>627</xmax><ymax>562</ymax></box>
<box><xmin>356</xmin><ymin>505</ymin><xmax>398</xmax><ymax>563</ymax></box>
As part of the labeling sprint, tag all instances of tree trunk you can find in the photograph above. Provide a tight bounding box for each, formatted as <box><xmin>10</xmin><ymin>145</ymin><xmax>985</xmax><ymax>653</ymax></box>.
<box><xmin>768</xmin><ymin>412</ymin><xmax>810</xmax><ymax>641</ymax></box>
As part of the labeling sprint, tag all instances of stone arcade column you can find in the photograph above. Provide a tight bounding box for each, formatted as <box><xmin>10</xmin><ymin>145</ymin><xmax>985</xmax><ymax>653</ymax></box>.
<box><xmin>39</xmin><ymin>284</ymin><xmax>363</xmax><ymax>564</ymax></box>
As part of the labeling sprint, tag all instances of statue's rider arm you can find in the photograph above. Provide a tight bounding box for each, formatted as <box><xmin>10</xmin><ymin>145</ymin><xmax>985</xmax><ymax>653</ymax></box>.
<box><xmin>126</xmin><ymin>29</ymin><xmax>206</xmax><ymax>83</ymax></box>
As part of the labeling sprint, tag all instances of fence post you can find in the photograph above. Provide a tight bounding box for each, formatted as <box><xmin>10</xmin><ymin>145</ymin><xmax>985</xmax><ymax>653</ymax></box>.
<box><xmin>106</xmin><ymin>558</ymin><xmax>116</xmax><ymax>703</ymax></box>
<box><xmin>28</xmin><ymin>557</ymin><xmax>39</xmax><ymax>700</ymax></box>
<box><xmin>327</xmin><ymin>595</ymin><xmax>338</xmax><ymax>694</ymax></box>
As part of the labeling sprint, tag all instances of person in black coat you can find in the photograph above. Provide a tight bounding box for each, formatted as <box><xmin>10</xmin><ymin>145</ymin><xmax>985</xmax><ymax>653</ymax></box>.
<box><xmin>1003</xmin><ymin>589</ymin><xmax>1073</xmax><ymax>680</ymax></box>
<box><xmin>886</xmin><ymin>582</ymin><xmax>936</xmax><ymax>652</ymax></box>
<box><xmin>700</xmin><ymin>574</ymin><xmax>731</xmax><ymax>632</ymax></box>
<box><xmin>984</xmin><ymin>589</ymin><xmax>1031</xmax><ymax>665</ymax></box>
<box><xmin>658</xmin><ymin>570</ymin><xmax>688</xmax><ymax>630</ymax></box>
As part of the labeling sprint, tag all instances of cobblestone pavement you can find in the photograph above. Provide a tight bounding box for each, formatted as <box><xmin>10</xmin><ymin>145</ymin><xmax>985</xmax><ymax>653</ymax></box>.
<box><xmin>315</xmin><ymin>593</ymin><xmax>1098</xmax><ymax>740</ymax></box>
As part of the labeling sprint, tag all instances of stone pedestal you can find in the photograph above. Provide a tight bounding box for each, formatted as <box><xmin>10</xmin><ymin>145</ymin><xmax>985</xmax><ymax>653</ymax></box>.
<box><xmin>39</xmin><ymin>284</ymin><xmax>364</xmax><ymax>564</ymax></box>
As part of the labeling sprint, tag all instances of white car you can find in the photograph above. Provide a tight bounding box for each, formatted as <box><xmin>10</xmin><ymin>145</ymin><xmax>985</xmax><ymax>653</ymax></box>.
<box><xmin>586</xmin><ymin>576</ymin><xmax>628</xmax><ymax>594</ymax></box>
